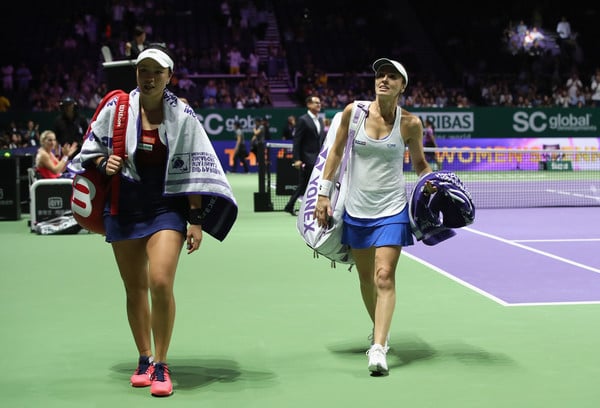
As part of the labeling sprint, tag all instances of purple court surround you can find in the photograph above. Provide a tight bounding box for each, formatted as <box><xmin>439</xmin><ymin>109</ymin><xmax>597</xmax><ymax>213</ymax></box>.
<box><xmin>405</xmin><ymin>207</ymin><xmax>600</xmax><ymax>305</ymax></box>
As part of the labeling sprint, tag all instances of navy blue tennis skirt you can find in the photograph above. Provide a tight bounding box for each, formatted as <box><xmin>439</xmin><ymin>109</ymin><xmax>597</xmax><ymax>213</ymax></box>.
<box><xmin>103</xmin><ymin>171</ymin><xmax>187</xmax><ymax>243</ymax></box>
<box><xmin>104</xmin><ymin>211</ymin><xmax>186</xmax><ymax>243</ymax></box>
<box><xmin>341</xmin><ymin>206</ymin><xmax>414</xmax><ymax>249</ymax></box>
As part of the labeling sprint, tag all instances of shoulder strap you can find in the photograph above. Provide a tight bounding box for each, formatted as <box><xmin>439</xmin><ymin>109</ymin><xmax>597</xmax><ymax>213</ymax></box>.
<box><xmin>111</xmin><ymin>92</ymin><xmax>129</xmax><ymax>158</ymax></box>
<box><xmin>84</xmin><ymin>89</ymin><xmax>127</xmax><ymax>141</ymax></box>
<box><xmin>341</xmin><ymin>101</ymin><xmax>368</xmax><ymax>170</ymax></box>
<box><xmin>109</xmin><ymin>91</ymin><xmax>129</xmax><ymax>215</ymax></box>
<box><xmin>331</xmin><ymin>101</ymin><xmax>369</xmax><ymax>208</ymax></box>
<box><xmin>348</xmin><ymin>101</ymin><xmax>369</xmax><ymax>143</ymax></box>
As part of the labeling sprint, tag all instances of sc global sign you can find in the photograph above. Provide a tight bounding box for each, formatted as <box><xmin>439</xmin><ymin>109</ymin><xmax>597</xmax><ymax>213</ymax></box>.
<box><xmin>198</xmin><ymin>113</ymin><xmax>258</xmax><ymax>136</ymax></box>
<box><xmin>513</xmin><ymin>110</ymin><xmax>597</xmax><ymax>134</ymax></box>
<box><xmin>195</xmin><ymin>110</ymin><xmax>279</xmax><ymax>140</ymax></box>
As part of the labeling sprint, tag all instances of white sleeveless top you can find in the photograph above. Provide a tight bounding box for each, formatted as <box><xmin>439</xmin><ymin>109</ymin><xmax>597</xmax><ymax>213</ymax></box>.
<box><xmin>345</xmin><ymin>106</ymin><xmax>407</xmax><ymax>219</ymax></box>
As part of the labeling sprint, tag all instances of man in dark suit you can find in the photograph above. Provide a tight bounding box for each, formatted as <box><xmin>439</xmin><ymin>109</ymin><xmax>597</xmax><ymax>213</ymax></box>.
<box><xmin>284</xmin><ymin>95</ymin><xmax>326</xmax><ymax>215</ymax></box>
<box><xmin>124</xmin><ymin>25</ymin><xmax>149</xmax><ymax>59</ymax></box>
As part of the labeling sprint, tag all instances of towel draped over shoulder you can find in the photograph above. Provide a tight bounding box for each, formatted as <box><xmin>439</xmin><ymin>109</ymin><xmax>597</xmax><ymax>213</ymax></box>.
<box><xmin>69</xmin><ymin>88</ymin><xmax>238</xmax><ymax>241</ymax></box>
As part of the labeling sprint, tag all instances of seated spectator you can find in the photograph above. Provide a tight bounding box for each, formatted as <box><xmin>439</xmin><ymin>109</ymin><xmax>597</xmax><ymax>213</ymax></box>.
<box><xmin>202</xmin><ymin>79</ymin><xmax>219</xmax><ymax>105</ymax></box>
<box><xmin>23</xmin><ymin>119</ymin><xmax>40</xmax><ymax>147</ymax></box>
<box><xmin>8</xmin><ymin>128</ymin><xmax>21</xmax><ymax>148</ymax></box>
<box><xmin>35</xmin><ymin>130</ymin><xmax>77</xmax><ymax>179</ymax></box>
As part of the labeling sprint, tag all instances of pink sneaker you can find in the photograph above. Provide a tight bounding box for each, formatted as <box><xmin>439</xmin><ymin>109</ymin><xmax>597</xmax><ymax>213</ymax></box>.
<box><xmin>130</xmin><ymin>356</ymin><xmax>154</xmax><ymax>387</ymax></box>
<box><xmin>150</xmin><ymin>363</ymin><xmax>173</xmax><ymax>397</ymax></box>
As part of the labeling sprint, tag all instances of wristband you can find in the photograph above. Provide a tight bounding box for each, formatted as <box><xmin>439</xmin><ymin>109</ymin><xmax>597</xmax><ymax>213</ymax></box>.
<box><xmin>188</xmin><ymin>208</ymin><xmax>205</xmax><ymax>225</ymax></box>
<box><xmin>62</xmin><ymin>156</ymin><xmax>69</xmax><ymax>162</ymax></box>
<box><xmin>318</xmin><ymin>179</ymin><xmax>333</xmax><ymax>196</ymax></box>
<box><xmin>96</xmin><ymin>157</ymin><xmax>108</xmax><ymax>175</ymax></box>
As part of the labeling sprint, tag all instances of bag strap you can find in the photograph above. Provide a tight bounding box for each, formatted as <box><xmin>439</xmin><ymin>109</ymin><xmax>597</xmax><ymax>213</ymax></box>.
<box><xmin>331</xmin><ymin>101</ymin><xmax>369</xmax><ymax>208</ymax></box>
<box><xmin>109</xmin><ymin>92</ymin><xmax>129</xmax><ymax>215</ymax></box>
<box><xmin>84</xmin><ymin>89</ymin><xmax>127</xmax><ymax>137</ymax></box>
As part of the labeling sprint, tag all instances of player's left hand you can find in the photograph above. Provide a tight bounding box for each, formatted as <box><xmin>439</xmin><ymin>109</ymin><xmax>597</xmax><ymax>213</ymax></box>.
<box><xmin>423</xmin><ymin>180</ymin><xmax>438</xmax><ymax>196</ymax></box>
<box><xmin>186</xmin><ymin>224</ymin><xmax>203</xmax><ymax>254</ymax></box>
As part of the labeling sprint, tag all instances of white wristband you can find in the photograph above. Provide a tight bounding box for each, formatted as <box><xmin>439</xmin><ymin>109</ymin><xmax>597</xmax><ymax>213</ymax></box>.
<box><xmin>62</xmin><ymin>156</ymin><xmax>69</xmax><ymax>162</ymax></box>
<box><xmin>318</xmin><ymin>179</ymin><xmax>333</xmax><ymax>196</ymax></box>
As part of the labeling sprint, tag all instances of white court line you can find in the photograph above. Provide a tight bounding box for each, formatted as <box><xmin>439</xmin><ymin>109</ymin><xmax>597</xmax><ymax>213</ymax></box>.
<box><xmin>406</xmin><ymin>228</ymin><xmax>600</xmax><ymax>307</ymax></box>
<box><xmin>515</xmin><ymin>238</ymin><xmax>600</xmax><ymax>243</ymax></box>
<box><xmin>463</xmin><ymin>227</ymin><xmax>600</xmax><ymax>275</ymax></box>
<box><xmin>546</xmin><ymin>189</ymin><xmax>600</xmax><ymax>201</ymax></box>
<box><xmin>500</xmin><ymin>300</ymin><xmax>600</xmax><ymax>306</ymax></box>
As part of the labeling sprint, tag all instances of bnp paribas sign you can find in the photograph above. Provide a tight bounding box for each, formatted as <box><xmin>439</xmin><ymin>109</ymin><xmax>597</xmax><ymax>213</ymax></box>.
<box><xmin>416</xmin><ymin>111</ymin><xmax>475</xmax><ymax>139</ymax></box>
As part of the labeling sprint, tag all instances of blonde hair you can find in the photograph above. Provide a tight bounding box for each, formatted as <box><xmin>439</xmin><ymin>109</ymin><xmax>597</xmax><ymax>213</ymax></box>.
<box><xmin>40</xmin><ymin>130</ymin><xmax>56</xmax><ymax>144</ymax></box>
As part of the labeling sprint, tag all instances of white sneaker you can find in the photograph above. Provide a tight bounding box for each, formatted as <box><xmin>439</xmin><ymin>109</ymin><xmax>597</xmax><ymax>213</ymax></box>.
<box><xmin>368</xmin><ymin>330</ymin><xmax>390</xmax><ymax>353</ymax></box>
<box><xmin>367</xmin><ymin>344</ymin><xmax>388</xmax><ymax>375</ymax></box>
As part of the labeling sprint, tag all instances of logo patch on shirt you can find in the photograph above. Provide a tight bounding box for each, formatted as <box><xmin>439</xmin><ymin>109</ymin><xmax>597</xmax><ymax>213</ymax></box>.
<box><xmin>137</xmin><ymin>142</ymin><xmax>153</xmax><ymax>151</ymax></box>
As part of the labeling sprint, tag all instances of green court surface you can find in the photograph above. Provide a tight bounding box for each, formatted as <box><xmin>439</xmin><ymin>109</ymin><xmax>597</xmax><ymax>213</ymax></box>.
<box><xmin>1</xmin><ymin>173</ymin><xmax>599</xmax><ymax>407</ymax></box>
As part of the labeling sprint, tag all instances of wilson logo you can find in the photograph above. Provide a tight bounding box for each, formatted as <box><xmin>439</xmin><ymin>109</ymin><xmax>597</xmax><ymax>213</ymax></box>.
<box><xmin>116</xmin><ymin>103</ymin><xmax>126</xmax><ymax>128</ymax></box>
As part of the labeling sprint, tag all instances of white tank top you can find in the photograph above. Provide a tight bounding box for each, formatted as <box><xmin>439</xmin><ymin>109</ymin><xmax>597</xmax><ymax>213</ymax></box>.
<box><xmin>345</xmin><ymin>106</ymin><xmax>407</xmax><ymax>219</ymax></box>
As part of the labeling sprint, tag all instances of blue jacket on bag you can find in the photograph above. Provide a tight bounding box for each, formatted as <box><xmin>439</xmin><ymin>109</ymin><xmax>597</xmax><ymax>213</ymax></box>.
<box><xmin>408</xmin><ymin>171</ymin><xmax>475</xmax><ymax>245</ymax></box>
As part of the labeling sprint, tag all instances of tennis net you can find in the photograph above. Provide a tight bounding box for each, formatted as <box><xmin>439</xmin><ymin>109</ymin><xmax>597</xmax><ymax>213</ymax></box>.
<box><xmin>263</xmin><ymin>145</ymin><xmax>600</xmax><ymax>211</ymax></box>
